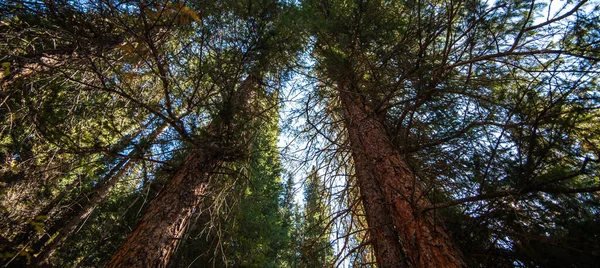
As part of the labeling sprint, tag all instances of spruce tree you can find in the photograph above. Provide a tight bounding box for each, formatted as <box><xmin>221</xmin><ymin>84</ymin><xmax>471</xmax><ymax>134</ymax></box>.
<box><xmin>299</xmin><ymin>169</ymin><xmax>334</xmax><ymax>267</ymax></box>
<box><xmin>1</xmin><ymin>0</ymin><xmax>598</xmax><ymax>267</ymax></box>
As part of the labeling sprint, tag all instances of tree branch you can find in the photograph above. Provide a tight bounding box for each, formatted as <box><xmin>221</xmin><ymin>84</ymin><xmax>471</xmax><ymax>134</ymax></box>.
<box><xmin>423</xmin><ymin>184</ymin><xmax>600</xmax><ymax>212</ymax></box>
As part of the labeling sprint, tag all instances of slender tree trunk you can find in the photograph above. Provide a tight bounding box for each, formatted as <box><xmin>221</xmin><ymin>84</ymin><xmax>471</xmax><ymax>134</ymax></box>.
<box><xmin>339</xmin><ymin>85</ymin><xmax>465</xmax><ymax>268</ymax></box>
<box><xmin>4</xmin><ymin>178</ymin><xmax>80</xmax><ymax>249</ymax></box>
<box><xmin>32</xmin><ymin>158</ymin><xmax>132</xmax><ymax>266</ymax></box>
<box><xmin>107</xmin><ymin>148</ymin><xmax>220</xmax><ymax>267</ymax></box>
<box><xmin>31</xmin><ymin>124</ymin><xmax>169</xmax><ymax>266</ymax></box>
<box><xmin>4</xmin><ymin>125</ymin><xmax>147</xmax><ymax>262</ymax></box>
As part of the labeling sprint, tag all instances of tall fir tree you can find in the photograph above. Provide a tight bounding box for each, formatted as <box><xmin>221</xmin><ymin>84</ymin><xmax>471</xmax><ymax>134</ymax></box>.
<box><xmin>302</xmin><ymin>0</ymin><xmax>600</xmax><ymax>266</ymax></box>
<box><xmin>299</xmin><ymin>169</ymin><xmax>334</xmax><ymax>267</ymax></box>
<box><xmin>1</xmin><ymin>0</ymin><xmax>599</xmax><ymax>267</ymax></box>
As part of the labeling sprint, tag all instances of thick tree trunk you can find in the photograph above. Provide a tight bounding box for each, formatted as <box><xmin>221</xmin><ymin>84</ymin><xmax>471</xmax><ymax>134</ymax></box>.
<box><xmin>107</xmin><ymin>148</ymin><xmax>219</xmax><ymax>267</ymax></box>
<box><xmin>353</xmin><ymin>166</ymin><xmax>408</xmax><ymax>268</ymax></box>
<box><xmin>107</xmin><ymin>74</ymin><xmax>258</xmax><ymax>267</ymax></box>
<box><xmin>340</xmin><ymin>86</ymin><xmax>465</xmax><ymax>268</ymax></box>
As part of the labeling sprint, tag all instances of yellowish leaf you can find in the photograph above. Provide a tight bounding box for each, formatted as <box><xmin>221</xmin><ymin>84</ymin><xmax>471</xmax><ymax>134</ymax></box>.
<box><xmin>181</xmin><ymin>6</ymin><xmax>201</xmax><ymax>23</ymax></box>
<box><xmin>2</xmin><ymin>62</ymin><xmax>10</xmax><ymax>77</ymax></box>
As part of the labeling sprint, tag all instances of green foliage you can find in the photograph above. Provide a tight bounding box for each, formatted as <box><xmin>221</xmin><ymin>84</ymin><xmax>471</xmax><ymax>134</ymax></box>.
<box><xmin>304</xmin><ymin>0</ymin><xmax>600</xmax><ymax>266</ymax></box>
<box><xmin>224</xmin><ymin>111</ymin><xmax>287</xmax><ymax>267</ymax></box>
<box><xmin>299</xmin><ymin>170</ymin><xmax>334</xmax><ymax>267</ymax></box>
<box><xmin>167</xmin><ymin>107</ymin><xmax>297</xmax><ymax>268</ymax></box>
<box><xmin>0</xmin><ymin>0</ymin><xmax>598</xmax><ymax>267</ymax></box>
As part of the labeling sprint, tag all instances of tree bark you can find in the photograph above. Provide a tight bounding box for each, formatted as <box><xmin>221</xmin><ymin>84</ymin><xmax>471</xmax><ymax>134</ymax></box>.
<box><xmin>353</xmin><ymin>164</ymin><xmax>408</xmax><ymax>268</ymax></box>
<box><xmin>339</xmin><ymin>85</ymin><xmax>465</xmax><ymax>268</ymax></box>
<box><xmin>107</xmin><ymin>148</ymin><xmax>219</xmax><ymax>267</ymax></box>
<box><xmin>107</xmin><ymin>73</ymin><xmax>258</xmax><ymax>267</ymax></box>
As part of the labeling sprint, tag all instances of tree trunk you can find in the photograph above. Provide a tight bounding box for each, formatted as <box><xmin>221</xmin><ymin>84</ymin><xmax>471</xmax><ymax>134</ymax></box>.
<box><xmin>107</xmin><ymin>148</ymin><xmax>219</xmax><ymax>267</ymax></box>
<box><xmin>31</xmin><ymin>123</ymin><xmax>169</xmax><ymax>266</ymax></box>
<box><xmin>339</xmin><ymin>86</ymin><xmax>465</xmax><ymax>268</ymax></box>
<box><xmin>32</xmin><ymin>158</ymin><xmax>133</xmax><ymax>266</ymax></box>
<box><xmin>353</xmin><ymin>165</ymin><xmax>408</xmax><ymax>268</ymax></box>
<box><xmin>4</xmin><ymin>178</ymin><xmax>79</xmax><ymax>249</ymax></box>
<box><xmin>107</xmin><ymin>74</ymin><xmax>257</xmax><ymax>267</ymax></box>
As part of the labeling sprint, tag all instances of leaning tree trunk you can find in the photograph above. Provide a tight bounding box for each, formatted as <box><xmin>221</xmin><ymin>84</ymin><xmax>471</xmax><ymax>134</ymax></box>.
<box><xmin>31</xmin><ymin>158</ymin><xmax>131</xmax><ymax>266</ymax></box>
<box><xmin>4</xmin><ymin>178</ymin><xmax>79</xmax><ymax>250</ymax></box>
<box><xmin>31</xmin><ymin>123</ymin><xmax>169</xmax><ymax>266</ymax></box>
<box><xmin>107</xmin><ymin>148</ymin><xmax>220</xmax><ymax>267</ymax></box>
<box><xmin>352</xmin><ymin>162</ymin><xmax>407</xmax><ymax>268</ymax></box>
<box><xmin>108</xmin><ymin>74</ymin><xmax>259</xmax><ymax>267</ymax></box>
<box><xmin>339</xmin><ymin>85</ymin><xmax>465</xmax><ymax>268</ymax></box>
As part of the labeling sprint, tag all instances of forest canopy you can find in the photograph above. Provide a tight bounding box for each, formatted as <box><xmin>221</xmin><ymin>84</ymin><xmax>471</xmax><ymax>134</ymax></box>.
<box><xmin>1</xmin><ymin>0</ymin><xmax>599</xmax><ymax>267</ymax></box>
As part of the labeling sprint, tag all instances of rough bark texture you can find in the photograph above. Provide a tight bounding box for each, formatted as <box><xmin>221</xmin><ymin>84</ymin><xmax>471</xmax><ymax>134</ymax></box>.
<box><xmin>354</xmin><ymin>165</ymin><xmax>408</xmax><ymax>268</ymax></box>
<box><xmin>340</xmin><ymin>86</ymin><xmax>465</xmax><ymax>268</ymax></box>
<box><xmin>107</xmin><ymin>74</ymin><xmax>256</xmax><ymax>267</ymax></box>
<box><xmin>107</xmin><ymin>148</ymin><xmax>219</xmax><ymax>267</ymax></box>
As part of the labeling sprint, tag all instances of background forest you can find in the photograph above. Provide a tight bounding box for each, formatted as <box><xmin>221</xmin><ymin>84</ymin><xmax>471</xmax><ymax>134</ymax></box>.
<box><xmin>0</xmin><ymin>0</ymin><xmax>599</xmax><ymax>267</ymax></box>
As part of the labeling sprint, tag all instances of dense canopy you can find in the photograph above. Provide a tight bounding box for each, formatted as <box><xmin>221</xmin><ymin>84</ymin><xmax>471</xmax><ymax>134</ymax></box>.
<box><xmin>1</xmin><ymin>0</ymin><xmax>599</xmax><ymax>267</ymax></box>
